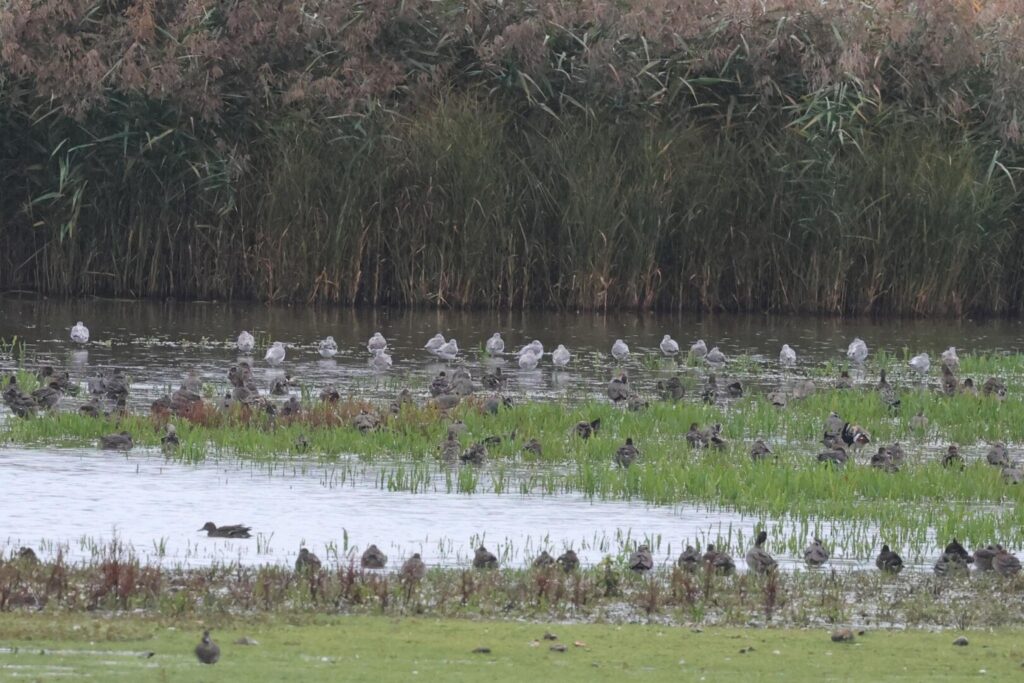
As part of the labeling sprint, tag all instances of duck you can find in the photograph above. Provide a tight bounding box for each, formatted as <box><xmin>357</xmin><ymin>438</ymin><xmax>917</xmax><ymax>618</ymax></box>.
<box><xmin>17</xmin><ymin>547</ymin><xmax>39</xmax><ymax>564</ymax></box>
<box><xmin>875</xmin><ymin>544</ymin><xmax>903</xmax><ymax>573</ymax></box>
<box><xmin>817</xmin><ymin>446</ymin><xmax>848</xmax><ymax>466</ymax></box>
<box><xmin>660</xmin><ymin>335</ymin><xmax>680</xmax><ymax>356</ymax></box>
<box><xmin>767</xmin><ymin>390</ymin><xmax>788</xmax><ymax>407</ymax></box>
<box><xmin>933</xmin><ymin>539</ymin><xmax>972</xmax><ymax>576</ymax></box>
<box><xmin>318</xmin><ymin>336</ymin><xmax>338</xmax><ymax>358</ymax></box>
<box><xmin>533</xmin><ymin>550</ymin><xmax>556</xmax><ymax>568</ymax></box>
<box><xmin>689</xmin><ymin>339</ymin><xmax>708</xmax><ymax>358</ymax></box>
<box><xmin>940</xmin><ymin>364</ymin><xmax>958</xmax><ymax>395</ymax></box>
<box><xmin>194</xmin><ymin>630</ymin><xmax>220</xmax><ymax>665</ymax></box>
<box><xmin>942</xmin><ymin>443</ymin><xmax>964</xmax><ymax>469</ymax></box>
<box><xmin>607</xmin><ymin>373</ymin><xmax>630</xmax><ymax>403</ymax></box>
<box><xmin>983</xmin><ymin>377</ymin><xmax>1007</xmax><ymax>400</ymax></box>
<box><xmin>987</xmin><ymin>442</ymin><xmax>1010</xmax><ymax>468</ymax></box>
<box><xmin>99</xmin><ymin>431</ymin><xmax>134</xmax><ymax>450</ymax></box>
<box><xmin>961</xmin><ymin>377</ymin><xmax>978</xmax><ymax>395</ymax></box>
<box><xmin>460</xmin><ymin>443</ymin><xmax>488</xmax><ymax>465</ymax></box>
<box><xmin>79</xmin><ymin>397</ymin><xmax>102</xmax><ymax>418</ymax></box>
<box><xmin>726</xmin><ymin>380</ymin><xmax>743</xmax><ymax>398</ymax></box>
<box><xmin>367</xmin><ymin>332</ymin><xmax>387</xmax><ymax>353</ymax></box>
<box><xmin>518</xmin><ymin>350</ymin><xmax>540</xmax><ymax>370</ymax></box>
<box><xmin>269</xmin><ymin>374</ymin><xmax>293</xmax><ymax>396</ymax></box>
<box><xmin>941</xmin><ymin>346</ymin><xmax>960</xmax><ymax>371</ymax></box>
<box><xmin>822</xmin><ymin>411</ymin><xmax>846</xmax><ymax>445</ymax></box>
<box><xmin>439</xmin><ymin>431</ymin><xmax>462</xmax><ymax>461</ymax></box>
<box><xmin>265</xmin><ymin>341</ymin><xmax>286</xmax><ymax>365</ymax></box>
<box><xmin>846</xmin><ymin>337</ymin><xmax>868</xmax><ymax>363</ymax></box>
<box><xmin>436</xmin><ymin>339</ymin><xmax>459</xmax><ymax>361</ymax></box>
<box><xmin>745</xmin><ymin>530</ymin><xmax>777</xmax><ymax>574</ymax></box>
<box><xmin>908</xmin><ymin>352</ymin><xmax>930</xmax><ymax>375</ymax></box>
<box><xmin>973</xmin><ymin>544</ymin><xmax>998</xmax><ymax>572</ymax></box>
<box><xmin>361</xmin><ymin>544</ymin><xmax>388</xmax><ymax>569</ymax></box>
<box><xmin>295</xmin><ymin>547</ymin><xmax>322</xmax><ymax>573</ymax></box>
<box><xmin>199</xmin><ymin>522</ymin><xmax>252</xmax><ymax>538</ymax></box>
<box><xmin>702</xmin><ymin>544</ymin><xmax>735</xmax><ymax>574</ymax></box>
<box><xmin>836</xmin><ymin>371</ymin><xmax>853</xmax><ymax>389</ymax></box>
<box><xmin>557</xmin><ymin>550</ymin><xmax>580</xmax><ymax>573</ymax></box>
<box><xmin>69</xmin><ymin>320</ymin><xmax>90</xmax><ymax>345</ymax></box>
<box><xmin>160</xmin><ymin>424</ymin><xmax>180</xmax><ymax>448</ymax></box>
<box><xmin>628</xmin><ymin>544</ymin><xmax>654</xmax><ymax>572</ymax></box>
<box><xmin>552</xmin><ymin>344</ymin><xmax>571</xmax><ymax>368</ymax></box>
<box><xmin>2</xmin><ymin>376</ymin><xmax>37</xmax><ymax>418</ymax></box>
<box><xmin>30</xmin><ymin>382</ymin><xmax>63</xmax><ymax>410</ymax></box>
<box><xmin>685</xmin><ymin>423</ymin><xmax>707</xmax><ymax>449</ymax></box>
<box><xmin>402</xmin><ymin>553</ymin><xmax>427</xmax><ymax>580</ymax></box>
<box><xmin>870</xmin><ymin>447</ymin><xmax>899</xmax><ymax>473</ymax></box>
<box><xmin>483</xmin><ymin>394</ymin><xmax>512</xmax><ymax>415</ymax></box>
<box><xmin>611</xmin><ymin>339</ymin><xmax>630</xmax><ymax>362</ymax></box>
<box><xmin>434</xmin><ymin>393</ymin><xmax>461</xmax><ymax>412</ymax></box>
<box><xmin>481</xmin><ymin>367</ymin><xmax>506</xmax><ymax>390</ymax></box>
<box><xmin>236</xmin><ymin>330</ymin><xmax>255</xmax><ymax>353</ymax></box>
<box><xmin>613</xmin><ymin>438</ymin><xmax>640</xmax><ymax>468</ymax></box>
<box><xmin>701</xmin><ymin>374</ymin><xmax>717</xmax><ymax>404</ymax></box>
<box><xmin>705</xmin><ymin>346</ymin><xmax>726</xmax><ymax>364</ymax></box>
<box><xmin>803</xmin><ymin>538</ymin><xmax>829</xmax><ymax>567</ymax></box>
<box><xmin>656</xmin><ymin>375</ymin><xmax>684</xmax><ymax>401</ymax></box>
<box><xmin>992</xmin><ymin>545</ymin><xmax>1021</xmax><ymax>576</ymax></box>
<box><xmin>779</xmin><ymin>344</ymin><xmax>796</xmax><ymax>365</ymax></box>
<box><xmin>485</xmin><ymin>333</ymin><xmax>504</xmax><ymax>355</ymax></box>
<box><xmin>424</xmin><ymin>333</ymin><xmax>446</xmax><ymax>354</ymax></box>
<box><xmin>1003</xmin><ymin>466</ymin><xmax>1024</xmax><ymax>485</ymax></box>
<box><xmin>909</xmin><ymin>409</ymin><xmax>929</xmax><ymax>431</ymax></box>
<box><xmin>473</xmin><ymin>546</ymin><xmax>498</xmax><ymax>569</ymax></box>
<box><xmin>450</xmin><ymin>368</ymin><xmax>474</xmax><ymax>396</ymax></box>
<box><xmin>749</xmin><ymin>439</ymin><xmax>773</xmax><ymax>462</ymax></box>
<box><xmin>352</xmin><ymin>410</ymin><xmax>381</xmax><ymax>433</ymax></box>
<box><xmin>522</xmin><ymin>438</ymin><xmax>543</xmax><ymax>457</ymax></box>
<box><xmin>37</xmin><ymin>366</ymin><xmax>77</xmax><ymax>396</ymax></box>
<box><xmin>877</xmin><ymin>369</ymin><xmax>900</xmax><ymax>410</ymax></box>
<box><xmin>677</xmin><ymin>545</ymin><xmax>701</xmax><ymax>572</ymax></box>
<box><xmin>279</xmin><ymin>396</ymin><xmax>302</xmax><ymax>418</ymax></box>
<box><xmin>573</xmin><ymin>418</ymin><xmax>601</xmax><ymax>439</ymax></box>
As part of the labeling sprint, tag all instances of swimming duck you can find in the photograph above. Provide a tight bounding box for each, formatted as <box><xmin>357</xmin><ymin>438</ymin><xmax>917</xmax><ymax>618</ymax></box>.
<box><xmin>518</xmin><ymin>349</ymin><xmax>541</xmax><ymax>370</ymax></box>
<box><xmin>613</xmin><ymin>438</ymin><xmax>640</xmax><ymax>468</ymax></box>
<box><xmin>317</xmin><ymin>336</ymin><xmax>338</xmax><ymax>359</ymax></box>
<box><xmin>533</xmin><ymin>550</ymin><xmax>556</xmax><ymax>568</ymax></box>
<box><xmin>367</xmin><ymin>332</ymin><xmax>387</xmax><ymax>353</ymax></box>
<box><xmin>99</xmin><ymin>431</ymin><xmax>134</xmax><ymax>450</ymax></box>
<box><xmin>983</xmin><ymin>377</ymin><xmax>1007</xmax><ymax>400</ymax></box>
<box><xmin>460</xmin><ymin>442</ymin><xmax>488</xmax><ymax>465</ymax></box>
<box><xmin>987</xmin><ymin>442</ymin><xmax>1010</xmax><ymax>467</ymax></box>
<box><xmin>361</xmin><ymin>544</ymin><xmax>388</xmax><ymax>569</ymax></box>
<box><xmin>265</xmin><ymin>341</ymin><xmax>286</xmax><ymax>365</ymax></box>
<box><xmin>370</xmin><ymin>349</ymin><xmax>393</xmax><ymax>370</ymax></box>
<box><xmin>607</xmin><ymin>373</ymin><xmax>629</xmax><ymax>403</ymax></box>
<box><xmin>660</xmin><ymin>335</ymin><xmax>680</xmax><ymax>356</ymax></box>
<box><xmin>992</xmin><ymin>545</ymin><xmax>1021</xmax><ymax>576</ymax></box>
<box><xmin>295</xmin><ymin>547</ymin><xmax>322</xmax><ymax>573</ymax></box>
<box><xmin>70</xmin><ymin>321</ymin><xmax>90</xmax><ymax>345</ymax></box>
<box><xmin>194</xmin><ymin>630</ymin><xmax>220</xmax><ymax>665</ymax></box>
<box><xmin>677</xmin><ymin>545</ymin><xmax>701</xmax><ymax>572</ymax></box>
<box><xmin>436</xmin><ymin>339</ymin><xmax>459</xmax><ymax>361</ymax></box>
<box><xmin>846</xmin><ymin>337</ymin><xmax>868</xmax><ymax>363</ymax></box>
<box><xmin>160</xmin><ymin>424</ymin><xmax>180</xmax><ymax>448</ymax></box>
<box><xmin>557</xmin><ymin>549</ymin><xmax>580</xmax><ymax>572</ymax></box>
<box><xmin>875</xmin><ymin>545</ymin><xmax>903</xmax><ymax>573</ymax></box>
<box><xmin>877</xmin><ymin>369</ymin><xmax>900</xmax><ymax>411</ymax></box>
<box><xmin>908</xmin><ymin>352</ymin><xmax>930</xmax><ymax>375</ymax></box>
<box><xmin>909</xmin><ymin>409</ymin><xmax>929</xmax><ymax>431</ymax></box>
<box><xmin>629</xmin><ymin>544</ymin><xmax>654</xmax><ymax>572</ymax></box>
<box><xmin>690</xmin><ymin>339</ymin><xmax>708</xmax><ymax>358</ymax></box>
<box><xmin>703</xmin><ymin>544</ymin><xmax>736</xmax><ymax>574</ymax></box>
<box><xmin>611</xmin><ymin>339</ymin><xmax>629</xmax><ymax>362</ymax></box>
<box><xmin>973</xmin><ymin>544</ymin><xmax>998</xmax><ymax>572</ymax></box>
<box><xmin>485</xmin><ymin>333</ymin><xmax>504</xmax><ymax>355</ymax></box>
<box><xmin>745</xmin><ymin>530</ymin><xmax>777</xmax><ymax>575</ymax></box>
<box><xmin>749</xmin><ymin>439</ymin><xmax>773</xmax><ymax>462</ymax></box>
<box><xmin>473</xmin><ymin>546</ymin><xmax>498</xmax><ymax>569</ymax></box>
<box><xmin>236</xmin><ymin>330</ymin><xmax>255</xmax><ymax>353</ymax></box>
<box><xmin>779</xmin><ymin>344</ymin><xmax>796</xmax><ymax>365</ymax></box>
<box><xmin>552</xmin><ymin>344</ymin><xmax>571</xmax><ymax>368</ymax></box>
<box><xmin>573</xmin><ymin>418</ymin><xmax>601</xmax><ymax>439</ymax></box>
<box><xmin>482</xmin><ymin>367</ymin><xmax>506</xmax><ymax>390</ymax></box>
<box><xmin>656</xmin><ymin>375</ymin><xmax>684</xmax><ymax>401</ymax></box>
<box><xmin>424</xmin><ymin>333</ymin><xmax>446</xmax><ymax>354</ymax></box>
<box><xmin>803</xmin><ymin>538</ymin><xmax>829</xmax><ymax>567</ymax></box>
<box><xmin>836</xmin><ymin>371</ymin><xmax>853</xmax><ymax>389</ymax></box>
<box><xmin>402</xmin><ymin>553</ymin><xmax>427</xmax><ymax>580</ymax></box>
<box><xmin>705</xmin><ymin>346</ymin><xmax>726</xmax><ymax>364</ymax></box>
<box><xmin>199</xmin><ymin>522</ymin><xmax>252</xmax><ymax>538</ymax></box>
<box><xmin>942</xmin><ymin>443</ymin><xmax>964</xmax><ymax>469</ymax></box>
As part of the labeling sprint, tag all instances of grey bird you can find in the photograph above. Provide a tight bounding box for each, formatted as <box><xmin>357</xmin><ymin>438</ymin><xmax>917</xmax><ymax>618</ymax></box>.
<box><xmin>677</xmin><ymin>545</ymin><xmax>701</xmax><ymax>572</ymax></box>
<box><xmin>195</xmin><ymin>630</ymin><xmax>220</xmax><ymax>664</ymax></box>
<box><xmin>745</xmin><ymin>530</ymin><xmax>777</xmax><ymax>575</ymax></box>
<box><xmin>199</xmin><ymin>522</ymin><xmax>252</xmax><ymax>538</ymax></box>
<box><xmin>99</xmin><ymin>431</ymin><xmax>134</xmax><ymax>450</ymax></box>
<box><xmin>628</xmin><ymin>544</ymin><xmax>654</xmax><ymax>572</ymax></box>
<box><xmin>803</xmin><ymin>538</ymin><xmax>829</xmax><ymax>567</ymax></box>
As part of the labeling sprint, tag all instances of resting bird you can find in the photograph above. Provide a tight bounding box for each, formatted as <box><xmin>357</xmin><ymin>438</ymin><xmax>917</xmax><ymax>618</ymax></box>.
<box><xmin>629</xmin><ymin>544</ymin><xmax>654</xmax><ymax>572</ymax></box>
<box><xmin>659</xmin><ymin>335</ymin><xmax>680</xmax><ymax>356</ymax></box>
<box><xmin>875</xmin><ymin>545</ymin><xmax>903</xmax><ymax>573</ymax></box>
<box><xmin>803</xmin><ymin>538</ymin><xmax>829</xmax><ymax>567</ymax></box>
<box><xmin>745</xmin><ymin>530</ymin><xmax>777</xmax><ymax>574</ymax></box>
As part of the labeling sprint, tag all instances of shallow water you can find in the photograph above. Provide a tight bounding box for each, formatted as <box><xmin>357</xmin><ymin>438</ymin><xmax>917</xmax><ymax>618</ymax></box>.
<box><xmin>1</xmin><ymin>296</ymin><xmax>1021</xmax><ymax>571</ymax></box>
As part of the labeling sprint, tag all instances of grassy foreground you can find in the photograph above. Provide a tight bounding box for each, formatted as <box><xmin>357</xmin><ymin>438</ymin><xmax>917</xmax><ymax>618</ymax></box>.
<box><xmin>0</xmin><ymin>614</ymin><xmax>1021</xmax><ymax>682</ymax></box>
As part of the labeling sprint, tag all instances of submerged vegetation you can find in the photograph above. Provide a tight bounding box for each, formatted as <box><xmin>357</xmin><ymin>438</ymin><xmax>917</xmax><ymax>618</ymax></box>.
<box><xmin>3</xmin><ymin>0</ymin><xmax>1024</xmax><ymax>314</ymax></box>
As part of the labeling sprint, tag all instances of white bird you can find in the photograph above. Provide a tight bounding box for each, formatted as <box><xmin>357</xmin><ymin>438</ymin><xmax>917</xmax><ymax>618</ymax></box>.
<box><xmin>660</xmin><ymin>335</ymin><xmax>680</xmax><ymax>356</ymax></box>
<box><xmin>552</xmin><ymin>344</ymin><xmax>571</xmax><ymax>368</ymax></box>
<box><xmin>424</xmin><ymin>333</ymin><xmax>446</xmax><ymax>354</ymax></box>
<box><xmin>370</xmin><ymin>348</ymin><xmax>392</xmax><ymax>370</ymax></box>
<box><xmin>318</xmin><ymin>336</ymin><xmax>338</xmax><ymax>358</ymax></box>
<box><xmin>780</xmin><ymin>344</ymin><xmax>796</xmax><ymax>365</ymax></box>
<box><xmin>705</xmin><ymin>346</ymin><xmax>727</xmax><ymax>364</ymax></box>
<box><xmin>909</xmin><ymin>352</ymin><xmax>930</xmax><ymax>375</ymax></box>
<box><xmin>486</xmin><ymin>333</ymin><xmax>505</xmax><ymax>355</ymax></box>
<box><xmin>367</xmin><ymin>332</ymin><xmax>387</xmax><ymax>353</ymax></box>
<box><xmin>611</xmin><ymin>339</ymin><xmax>629</xmax><ymax>361</ymax></box>
<box><xmin>518</xmin><ymin>340</ymin><xmax>543</xmax><ymax>357</ymax></box>
<box><xmin>70</xmin><ymin>321</ymin><xmax>89</xmax><ymax>345</ymax></box>
<box><xmin>518</xmin><ymin>349</ymin><xmax>540</xmax><ymax>370</ymax></box>
<box><xmin>941</xmin><ymin>346</ymin><xmax>959</xmax><ymax>370</ymax></box>
<box><xmin>690</xmin><ymin>339</ymin><xmax>708</xmax><ymax>358</ymax></box>
<box><xmin>265</xmin><ymin>341</ymin><xmax>286</xmax><ymax>365</ymax></box>
<box><xmin>436</xmin><ymin>339</ymin><xmax>459</xmax><ymax>361</ymax></box>
<box><xmin>236</xmin><ymin>330</ymin><xmax>255</xmax><ymax>354</ymax></box>
<box><xmin>847</xmin><ymin>337</ymin><xmax>868</xmax><ymax>363</ymax></box>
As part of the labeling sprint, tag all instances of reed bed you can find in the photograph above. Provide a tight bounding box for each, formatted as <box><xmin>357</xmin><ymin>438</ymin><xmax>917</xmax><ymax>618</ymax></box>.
<box><xmin>2</xmin><ymin>0</ymin><xmax>1024</xmax><ymax>314</ymax></box>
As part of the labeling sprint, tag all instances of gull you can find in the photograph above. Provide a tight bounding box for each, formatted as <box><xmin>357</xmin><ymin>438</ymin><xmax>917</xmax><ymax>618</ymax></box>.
<box><xmin>436</xmin><ymin>339</ymin><xmax>459</xmax><ymax>361</ymax></box>
<box><xmin>236</xmin><ymin>331</ymin><xmax>255</xmax><ymax>354</ymax></box>
<box><xmin>370</xmin><ymin>348</ymin><xmax>393</xmax><ymax>370</ymax></box>
<box><xmin>909</xmin><ymin>352</ymin><xmax>930</xmax><ymax>375</ymax></box>
<box><xmin>847</xmin><ymin>337</ymin><xmax>868</xmax><ymax>363</ymax></box>
<box><xmin>424</xmin><ymin>333</ymin><xmax>446</xmax><ymax>354</ymax></box>
<box><xmin>941</xmin><ymin>346</ymin><xmax>959</xmax><ymax>370</ymax></box>
<box><xmin>367</xmin><ymin>332</ymin><xmax>387</xmax><ymax>353</ymax></box>
<box><xmin>779</xmin><ymin>344</ymin><xmax>796</xmax><ymax>365</ymax></box>
<box><xmin>485</xmin><ymin>333</ymin><xmax>505</xmax><ymax>355</ymax></box>
<box><xmin>659</xmin><ymin>335</ymin><xmax>679</xmax><ymax>356</ymax></box>
<box><xmin>70</xmin><ymin>321</ymin><xmax>89</xmax><ymax>345</ymax></box>
<box><xmin>705</xmin><ymin>346</ymin><xmax>726</xmax><ymax>364</ymax></box>
<box><xmin>518</xmin><ymin>340</ymin><xmax>543</xmax><ymax>357</ymax></box>
<box><xmin>611</xmin><ymin>339</ymin><xmax>629</xmax><ymax>361</ymax></box>
<box><xmin>518</xmin><ymin>349</ymin><xmax>540</xmax><ymax>370</ymax></box>
<box><xmin>318</xmin><ymin>336</ymin><xmax>338</xmax><ymax>358</ymax></box>
<box><xmin>690</xmin><ymin>339</ymin><xmax>708</xmax><ymax>358</ymax></box>
<box><xmin>265</xmin><ymin>341</ymin><xmax>286</xmax><ymax>365</ymax></box>
<box><xmin>552</xmin><ymin>344</ymin><xmax>570</xmax><ymax>368</ymax></box>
